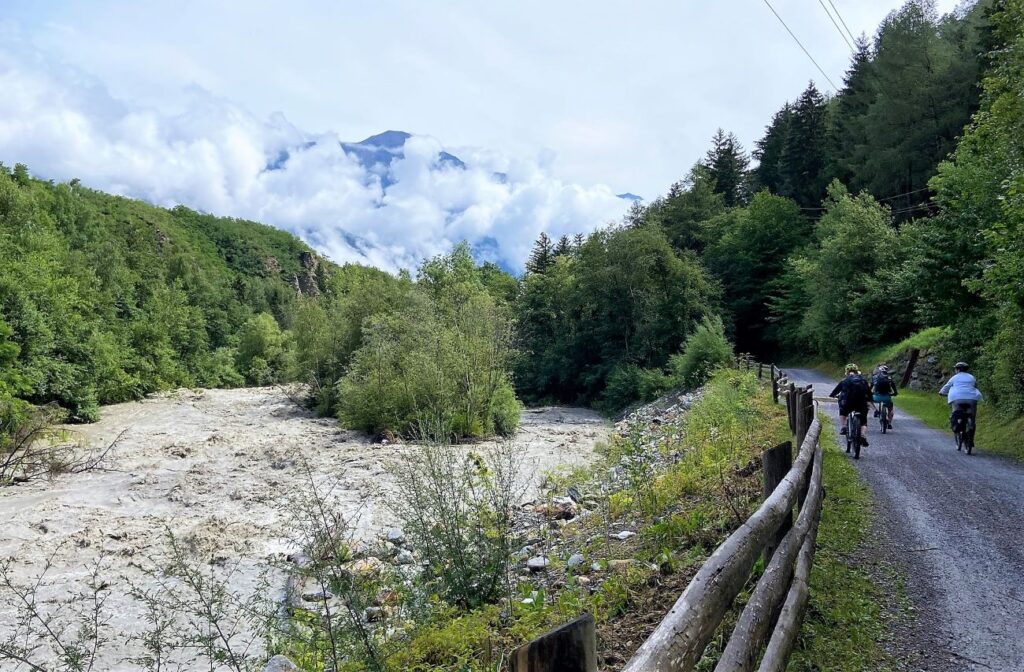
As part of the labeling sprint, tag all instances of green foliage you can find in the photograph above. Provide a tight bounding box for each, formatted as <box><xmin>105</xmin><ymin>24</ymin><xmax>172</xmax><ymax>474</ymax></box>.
<box><xmin>336</xmin><ymin>246</ymin><xmax>519</xmax><ymax>440</ymax></box>
<box><xmin>772</xmin><ymin>183</ymin><xmax>905</xmax><ymax>358</ymax></box>
<box><xmin>236</xmin><ymin>312</ymin><xmax>290</xmax><ymax>385</ymax></box>
<box><xmin>645</xmin><ymin>165</ymin><xmax>726</xmax><ymax>253</ymax></box>
<box><xmin>702</xmin><ymin>191</ymin><xmax>808</xmax><ymax>354</ymax></box>
<box><xmin>516</xmin><ymin>223</ymin><xmax>718</xmax><ymax>409</ymax></box>
<box><xmin>789</xmin><ymin>418</ymin><xmax>897</xmax><ymax>670</ymax></box>
<box><xmin>391</xmin><ymin>443</ymin><xmax>522</xmax><ymax>610</ymax></box>
<box><xmin>669</xmin><ymin>316</ymin><xmax>734</xmax><ymax>389</ymax></box>
<box><xmin>0</xmin><ymin>167</ymin><xmax>312</xmax><ymax>420</ymax></box>
<box><xmin>702</xmin><ymin>129</ymin><xmax>750</xmax><ymax>207</ymax></box>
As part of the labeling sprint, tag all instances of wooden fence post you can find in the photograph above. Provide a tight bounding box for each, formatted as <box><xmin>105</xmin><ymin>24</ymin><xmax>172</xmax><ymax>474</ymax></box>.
<box><xmin>795</xmin><ymin>387</ymin><xmax>813</xmax><ymax>447</ymax></box>
<box><xmin>758</xmin><ymin>362</ymin><xmax>764</xmax><ymax>380</ymax></box>
<box><xmin>771</xmin><ymin>366</ymin><xmax>779</xmax><ymax>404</ymax></box>
<box><xmin>787</xmin><ymin>383</ymin><xmax>797</xmax><ymax>434</ymax></box>
<box><xmin>510</xmin><ymin>613</ymin><xmax>597</xmax><ymax>672</ymax></box>
<box><xmin>762</xmin><ymin>441</ymin><xmax>793</xmax><ymax>565</ymax></box>
<box><xmin>900</xmin><ymin>348</ymin><xmax>920</xmax><ymax>389</ymax></box>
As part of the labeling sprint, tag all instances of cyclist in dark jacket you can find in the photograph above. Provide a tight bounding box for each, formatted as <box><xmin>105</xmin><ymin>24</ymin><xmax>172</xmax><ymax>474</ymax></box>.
<box><xmin>830</xmin><ymin>363</ymin><xmax>871</xmax><ymax>447</ymax></box>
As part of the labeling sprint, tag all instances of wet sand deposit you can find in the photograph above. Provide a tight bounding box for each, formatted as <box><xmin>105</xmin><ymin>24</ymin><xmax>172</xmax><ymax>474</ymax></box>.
<box><xmin>0</xmin><ymin>387</ymin><xmax>608</xmax><ymax>670</ymax></box>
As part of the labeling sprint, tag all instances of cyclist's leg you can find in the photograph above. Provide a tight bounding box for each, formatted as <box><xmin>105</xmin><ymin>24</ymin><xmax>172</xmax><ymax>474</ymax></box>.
<box><xmin>839</xmin><ymin>405</ymin><xmax>849</xmax><ymax>434</ymax></box>
<box><xmin>857</xmin><ymin>408</ymin><xmax>869</xmax><ymax>445</ymax></box>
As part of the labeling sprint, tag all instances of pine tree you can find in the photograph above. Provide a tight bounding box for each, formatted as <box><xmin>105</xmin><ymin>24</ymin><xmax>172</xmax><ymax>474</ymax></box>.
<box><xmin>753</xmin><ymin>104</ymin><xmax>794</xmax><ymax>194</ymax></box>
<box><xmin>555</xmin><ymin>235</ymin><xmax>572</xmax><ymax>257</ymax></box>
<box><xmin>525</xmin><ymin>232</ymin><xmax>555</xmax><ymax>274</ymax></box>
<box><xmin>829</xmin><ymin>39</ymin><xmax>876</xmax><ymax>189</ymax></box>
<box><xmin>703</xmin><ymin>129</ymin><xmax>751</xmax><ymax>207</ymax></box>
<box><xmin>854</xmin><ymin>0</ymin><xmax>985</xmax><ymax>216</ymax></box>
<box><xmin>779</xmin><ymin>83</ymin><xmax>830</xmax><ymax>208</ymax></box>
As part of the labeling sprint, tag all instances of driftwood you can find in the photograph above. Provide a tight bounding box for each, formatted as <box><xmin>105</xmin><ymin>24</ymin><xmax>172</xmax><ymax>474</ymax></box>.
<box><xmin>621</xmin><ymin>419</ymin><xmax>822</xmax><ymax>672</ymax></box>
<box><xmin>714</xmin><ymin>442</ymin><xmax>824</xmax><ymax>672</ymax></box>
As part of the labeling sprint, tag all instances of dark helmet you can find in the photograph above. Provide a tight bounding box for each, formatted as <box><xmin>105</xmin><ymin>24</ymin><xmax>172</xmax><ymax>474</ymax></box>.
<box><xmin>954</xmin><ymin>361</ymin><xmax>969</xmax><ymax>371</ymax></box>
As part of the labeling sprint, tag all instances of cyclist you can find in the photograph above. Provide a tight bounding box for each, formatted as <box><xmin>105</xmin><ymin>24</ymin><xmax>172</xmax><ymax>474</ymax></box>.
<box><xmin>830</xmin><ymin>363</ymin><xmax>871</xmax><ymax>447</ymax></box>
<box><xmin>871</xmin><ymin>365</ymin><xmax>898</xmax><ymax>429</ymax></box>
<box><xmin>939</xmin><ymin>361</ymin><xmax>983</xmax><ymax>441</ymax></box>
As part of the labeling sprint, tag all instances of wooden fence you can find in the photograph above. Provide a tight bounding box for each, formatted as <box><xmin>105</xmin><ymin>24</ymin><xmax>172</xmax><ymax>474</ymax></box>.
<box><xmin>511</xmin><ymin>363</ymin><xmax>822</xmax><ymax>672</ymax></box>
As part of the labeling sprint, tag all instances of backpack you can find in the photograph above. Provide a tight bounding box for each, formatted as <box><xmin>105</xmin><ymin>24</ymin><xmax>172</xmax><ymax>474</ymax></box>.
<box><xmin>873</xmin><ymin>374</ymin><xmax>894</xmax><ymax>396</ymax></box>
<box><xmin>844</xmin><ymin>375</ymin><xmax>869</xmax><ymax>406</ymax></box>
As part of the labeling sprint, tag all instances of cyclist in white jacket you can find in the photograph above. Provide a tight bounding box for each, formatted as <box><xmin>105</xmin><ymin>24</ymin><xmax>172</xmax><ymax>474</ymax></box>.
<box><xmin>939</xmin><ymin>362</ymin><xmax>982</xmax><ymax>431</ymax></box>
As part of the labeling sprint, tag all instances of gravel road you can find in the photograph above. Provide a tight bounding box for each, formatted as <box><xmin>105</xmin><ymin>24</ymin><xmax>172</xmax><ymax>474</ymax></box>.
<box><xmin>786</xmin><ymin>368</ymin><xmax>1024</xmax><ymax>672</ymax></box>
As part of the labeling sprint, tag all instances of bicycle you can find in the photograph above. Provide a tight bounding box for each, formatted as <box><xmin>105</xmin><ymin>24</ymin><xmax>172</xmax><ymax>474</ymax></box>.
<box><xmin>952</xmin><ymin>403</ymin><xmax>976</xmax><ymax>455</ymax></box>
<box><xmin>877</xmin><ymin>401</ymin><xmax>893</xmax><ymax>434</ymax></box>
<box><xmin>846</xmin><ymin>413</ymin><xmax>862</xmax><ymax>459</ymax></box>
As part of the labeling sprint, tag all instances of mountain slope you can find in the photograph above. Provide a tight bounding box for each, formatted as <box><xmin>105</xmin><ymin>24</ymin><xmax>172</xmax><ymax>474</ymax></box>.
<box><xmin>0</xmin><ymin>163</ymin><xmax>331</xmax><ymax>420</ymax></box>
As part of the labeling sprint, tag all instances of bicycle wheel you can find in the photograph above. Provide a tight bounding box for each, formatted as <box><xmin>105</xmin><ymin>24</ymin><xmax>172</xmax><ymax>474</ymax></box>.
<box><xmin>966</xmin><ymin>418</ymin><xmax>975</xmax><ymax>455</ymax></box>
<box><xmin>852</xmin><ymin>416</ymin><xmax>861</xmax><ymax>459</ymax></box>
<box><xmin>881</xmin><ymin>413</ymin><xmax>887</xmax><ymax>434</ymax></box>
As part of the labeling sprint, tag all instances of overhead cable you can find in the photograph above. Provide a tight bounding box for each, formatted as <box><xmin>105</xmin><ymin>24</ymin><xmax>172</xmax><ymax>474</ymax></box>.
<box><xmin>817</xmin><ymin>0</ymin><xmax>855</xmax><ymax>52</ymax></box>
<box><xmin>760</xmin><ymin>0</ymin><xmax>840</xmax><ymax>91</ymax></box>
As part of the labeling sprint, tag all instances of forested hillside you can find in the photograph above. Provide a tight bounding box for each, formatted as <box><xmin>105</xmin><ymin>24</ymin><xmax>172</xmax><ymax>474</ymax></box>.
<box><xmin>516</xmin><ymin>0</ymin><xmax>1024</xmax><ymax>418</ymax></box>
<box><xmin>0</xmin><ymin>165</ymin><xmax>328</xmax><ymax>427</ymax></box>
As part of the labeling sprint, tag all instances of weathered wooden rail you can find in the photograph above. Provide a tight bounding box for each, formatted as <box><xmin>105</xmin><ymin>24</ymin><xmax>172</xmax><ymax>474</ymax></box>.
<box><xmin>511</xmin><ymin>362</ymin><xmax>822</xmax><ymax>671</ymax></box>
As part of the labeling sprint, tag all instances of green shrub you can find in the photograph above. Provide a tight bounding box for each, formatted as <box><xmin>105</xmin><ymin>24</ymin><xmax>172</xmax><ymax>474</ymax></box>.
<box><xmin>489</xmin><ymin>383</ymin><xmax>522</xmax><ymax>436</ymax></box>
<box><xmin>236</xmin><ymin>312</ymin><xmax>289</xmax><ymax>385</ymax></box>
<box><xmin>670</xmin><ymin>316</ymin><xmax>733</xmax><ymax>389</ymax></box>
<box><xmin>336</xmin><ymin>248</ymin><xmax>519</xmax><ymax>441</ymax></box>
<box><xmin>391</xmin><ymin>443</ymin><xmax>524</xmax><ymax>610</ymax></box>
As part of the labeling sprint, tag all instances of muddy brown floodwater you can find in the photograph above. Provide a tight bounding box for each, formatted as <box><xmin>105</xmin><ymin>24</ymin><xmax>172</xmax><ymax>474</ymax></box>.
<box><xmin>0</xmin><ymin>387</ymin><xmax>609</xmax><ymax>671</ymax></box>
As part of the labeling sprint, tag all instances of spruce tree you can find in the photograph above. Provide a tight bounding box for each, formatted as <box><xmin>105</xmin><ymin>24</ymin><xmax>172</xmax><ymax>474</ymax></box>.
<box><xmin>829</xmin><ymin>39</ymin><xmax>876</xmax><ymax>189</ymax></box>
<box><xmin>753</xmin><ymin>104</ymin><xmax>794</xmax><ymax>194</ymax></box>
<box><xmin>779</xmin><ymin>83</ymin><xmax>830</xmax><ymax>208</ymax></box>
<box><xmin>703</xmin><ymin>129</ymin><xmax>751</xmax><ymax>207</ymax></box>
<box><xmin>525</xmin><ymin>232</ymin><xmax>555</xmax><ymax>274</ymax></box>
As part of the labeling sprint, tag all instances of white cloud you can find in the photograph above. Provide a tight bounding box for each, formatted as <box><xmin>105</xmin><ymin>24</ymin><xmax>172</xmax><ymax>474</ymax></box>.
<box><xmin>0</xmin><ymin>38</ymin><xmax>628</xmax><ymax>273</ymax></box>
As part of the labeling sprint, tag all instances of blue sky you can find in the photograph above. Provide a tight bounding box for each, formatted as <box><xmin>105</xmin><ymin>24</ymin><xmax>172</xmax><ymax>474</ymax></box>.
<box><xmin>0</xmin><ymin>0</ymin><xmax>962</xmax><ymax>270</ymax></box>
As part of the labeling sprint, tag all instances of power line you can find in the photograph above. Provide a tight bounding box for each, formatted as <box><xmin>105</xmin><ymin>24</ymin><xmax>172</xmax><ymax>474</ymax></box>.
<box><xmin>817</xmin><ymin>0</ymin><xmax>855</xmax><ymax>52</ymax></box>
<box><xmin>825</xmin><ymin>0</ymin><xmax>859</xmax><ymax>45</ymax></box>
<box><xmin>760</xmin><ymin>0</ymin><xmax>840</xmax><ymax>91</ymax></box>
<box><xmin>796</xmin><ymin>187</ymin><xmax>933</xmax><ymax>211</ymax></box>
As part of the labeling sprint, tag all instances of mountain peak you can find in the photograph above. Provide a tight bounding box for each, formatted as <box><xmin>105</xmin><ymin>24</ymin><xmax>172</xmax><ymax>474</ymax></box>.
<box><xmin>355</xmin><ymin>130</ymin><xmax>412</xmax><ymax>148</ymax></box>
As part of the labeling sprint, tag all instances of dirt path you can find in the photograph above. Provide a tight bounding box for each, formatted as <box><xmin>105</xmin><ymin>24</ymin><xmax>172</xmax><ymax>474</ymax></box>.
<box><xmin>786</xmin><ymin>368</ymin><xmax>1024</xmax><ymax>672</ymax></box>
<box><xmin>0</xmin><ymin>387</ymin><xmax>609</xmax><ymax>670</ymax></box>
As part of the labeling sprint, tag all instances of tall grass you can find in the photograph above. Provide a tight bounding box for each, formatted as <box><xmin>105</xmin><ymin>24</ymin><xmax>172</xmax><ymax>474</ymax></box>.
<box><xmin>789</xmin><ymin>418</ymin><xmax>898</xmax><ymax>671</ymax></box>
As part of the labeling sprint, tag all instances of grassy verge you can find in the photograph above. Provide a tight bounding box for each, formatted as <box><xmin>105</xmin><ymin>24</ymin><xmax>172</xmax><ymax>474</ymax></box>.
<box><xmin>894</xmin><ymin>388</ymin><xmax>1024</xmax><ymax>462</ymax></box>
<box><xmin>282</xmin><ymin>368</ymin><xmax>790</xmax><ymax>671</ymax></box>
<box><xmin>806</xmin><ymin>325</ymin><xmax>1024</xmax><ymax>462</ymax></box>
<box><xmin>788</xmin><ymin>417</ymin><xmax>897</xmax><ymax>671</ymax></box>
<box><xmin>810</xmin><ymin>327</ymin><xmax>950</xmax><ymax>380</ymax></box>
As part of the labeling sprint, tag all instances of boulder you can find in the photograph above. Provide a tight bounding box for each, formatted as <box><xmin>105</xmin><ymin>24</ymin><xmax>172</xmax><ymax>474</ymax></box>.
<box><xmin>567</xmin><ymin>553</ymin><xmax>586</xmax><ymax>569</ymax></box>
<box><xmin>526</xmin><ymin>556</ymin><xmax>550</xmax><ymax>572</ymax></box>
<box><xmin>385</xmin><ymin>528</ymin><xmax>406</xmax><ymax>546</ymax></box>
<box><xmin>348</xmin><ymin>557</ymin><xmax>385</xmax><ymax>576</ymax></box>
<box><xmin>262</xmin><ymin>656</ymin><xmax>298</xmax><ymax>672</ymax></box>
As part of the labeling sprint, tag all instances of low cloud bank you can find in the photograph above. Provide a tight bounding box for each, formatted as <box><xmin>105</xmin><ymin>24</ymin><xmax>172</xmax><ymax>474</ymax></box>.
<box><xmin>0</xmin><ymin>40</ymin><xmax>629</xmax><ymax>272</ymax></box>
